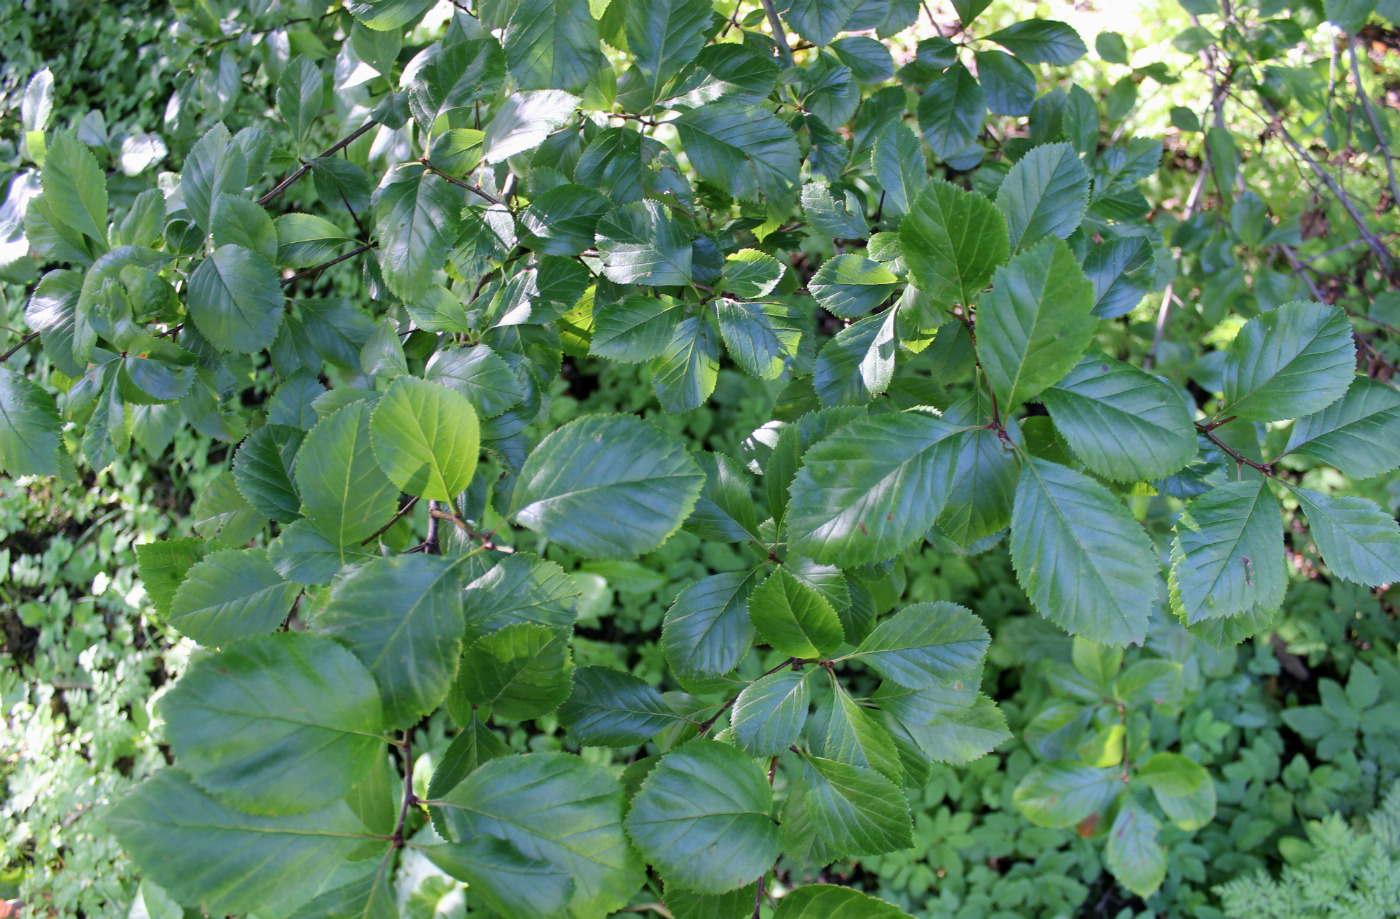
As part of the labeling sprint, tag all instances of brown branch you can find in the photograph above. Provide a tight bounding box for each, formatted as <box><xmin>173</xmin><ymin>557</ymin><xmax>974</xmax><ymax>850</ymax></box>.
<box><xmin>0</xmin><ymin>331</ymin><xmax>40</xmax><ymax>363</ymax></box>
<box><xmin>258</xmin><ymin>121</ymin><xmax>377</xmax><ymax>206</ymax></box>
<box><xmin>391</xmin><ymin>731</ymin><xmax>416</xmax><ymax>848</ymax></box>
<box><xmin>418</xmin><ymin>160</ymin><xmax>502</xmax><ymax>205</ymax></box>
<box><xmin>759</xmin><ymin>0</ymin><xmax>795</xmax><ymax>66</ymax></box>
<box><xmin>361</xmin><ymin>496</ymin><xmax>419</xmax><ymax>546</ymax></box>
<box><xmin>281</xmin><ymin>242</ymin><xmax>376</xmax><ymax>287</ymax></box>
<box><xmin>1349</xmin><ymin>40</ymin><xmax>1400</xmax><ymax>216</ymax></box>
<box><xmin>1197</xmin><ymin>421</ymin><xmax>1274</xmax><ymax>476</ymax></box>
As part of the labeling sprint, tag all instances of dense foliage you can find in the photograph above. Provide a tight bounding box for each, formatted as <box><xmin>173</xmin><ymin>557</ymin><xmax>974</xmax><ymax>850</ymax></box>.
<box><xmin>5</xmin><ymin>0</ymin><xmax>1400</xmax><ymax>916</ymax></box>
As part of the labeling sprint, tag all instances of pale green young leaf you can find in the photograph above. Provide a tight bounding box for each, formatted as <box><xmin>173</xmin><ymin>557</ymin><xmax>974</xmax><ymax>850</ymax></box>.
<box><xmin>624</xmin><ymin>741</ymin><xmax>779</xmax><ymax>893</ymax></box>
<box><xmin>312</xmin><ymin>554</ymin><xmax>469</xmax><ymax>728</ymax></box>
<box><xmin>1010</xmin><ymin>458</ymin><xmax>1158</xmax><ymax>645</ymax></box>
<box><xmin>1219</xmin><ymin>300</ymin><xmax>1356</xmax><ymax>422</ymax></box>
<box><xmin>369</xmin><ymin>377</ymin><xmax>480</xmax><ymax>500</ymax></box>
<box><xmin>346</xmin><ymin>0</ymin><xmax>435</xmax><ymax>30</ymax></box>
<box><xmin>159</xmin><ymin>633</ymin><xmax>382</xmax><ymax>815</ymax></box>
<box><xmin>512</xmin><ymin>414</ymin><xmax>704</xmax><ymax>559</ymax></box>
<box><xmin>167</xmin><ymin>548</ymin><xmax>299</xmax><ymax>646</ymax></box>
<box><xmin>1041</xmin><ymin>351</ymin><xmax>1196</xmax><ymax>481</ymax></box>
<box><xmin>813</xmin><ymin>683</ymin><xmax>904</xmax><ymax>783</ymax></box>
<box><xmin>210</xmin><ymin>196</ymin><xmax>276</xmax><ymax>261</ymax></box>
<box><xmin>1135</xmin><ymin>752</ymin><xmax>1209</xmax><ymax>796</ymax></box>
<box><xmin>1169</xmin><ymin>479</ymin><xmax>1285</xmax><ymax>624</ymax></box>
<box><xmin>977</xmin><ymin>238</ymin><xmax>1096</xmax><ymax>413</ymax></box>
<box><xmin>1290</xmin><ymin>485</ymin><xmax>1400</xmax><ymax>585</ymax></box>
<box><xmin>750</xmin><ymin>567</ymin><xmax>845</xmax><ymax>659</ymax></box>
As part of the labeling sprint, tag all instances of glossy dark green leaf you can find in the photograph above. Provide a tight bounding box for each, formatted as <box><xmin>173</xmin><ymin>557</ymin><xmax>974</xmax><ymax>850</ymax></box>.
<box><xmin>0</xmin><ymin>367</ymin><xmax>63</xmax><ymax>476</ymax></box>
<box><xmin>976</xmin><ymin>238</ymin><xmax>1096</xmax><ymax>413</ymax></box>
<box><xmin>167</xmin><ymin>548</ymin><xmax>299</xmax><ymax>646</ymax></box>
<box><xmin>996</xmin><ymin>142</ymin><xmax>1090</xmax><ymax>251</ymax></box>
<box><xmin>1168</xmin><ymin>479</ymin><xmax>1285</xmax><ymax>625</ymax></box>
<box><xmin>482</xmin><ymin>89</ymin><xmax>581</xmax><ymax>163</ymax></box>
<box><xmin>135</xmin><ymin>538</ymin><xmax>211</xmax><ymax>619</ymax></box>
<box><xmin>425</xmin><ymin>836</ymin><xmax>574</xmax><ymax>919</ymax></box>
<box><xmin>716</xmin><ymin>298</ymin><xmax>805</xmax><ymax>381</ymax></box>
<box><xmin>976</xmin><ymin>49</ymin><xmax>1036</xmax><ymax>116</ymax></box>
<box><xmin>180</xmin><ymin>123</ymin><xmax>247</xmax><ymax>235</ymax></box>
<box><xmin>1010</xmin><ymin>458</ymin><xmax>1158</xmax><ymax>646</ymax></box>
<box><xmin>424</xmin><ymin>344</ymin><xmax>524</xmax><ymax>418</ymax></box>
<box><xmin>625</xmin><ymin>741</ymin><xmax>780</xmax><ymax>893</ymax></box>
<box><xmin>455</xmin><ymin>622</ymin><xmax>573</xmax><ymax>720</ymax></box>
<box><xmin>277</xmin><ymin>56</ymin><xmax>322</xmax><ymax>149</ymax></box>
<box><xmin>559</xmin><ymin>666</ymin><xmax>684</xmax><ymax>746</ymax></box>
<box><xmin>159</xmin><ymin>633</ymin><xmax>382</xmax><ymax>815</ymax></box>
<box><xmin>662</xmin><ymin>570</ymin><xmax>760</xmax><ymax>679</ymax></box>
<box><xmin>313</xmin><ymin>554</ymin><xmax>470</xmax><ymax>728</ymax></box>
<box><xmin>590</xmin><ymin>295</ymin><xmax>683</xmax><ymax>363</ymax></box>
<box><xmin>851</xmin><ymin>602</ymin><xmax>989</xmax><ymax>688</ymax></box>
<box><xmin>812</xmin><ymin>309</ymin><xmax>898</xmax><ymax>406</ymax></box>
<box><xmin>652</xmin><ymin>316</ymin><xmax>720</xmax><ymax>412</ymax></box>
<box><xmin>210</xmin><ymin>195</ymin><xmax>276</xmax><ymax>261</ymax></box>
<box><xmin>917</xmin><ymin>63</ymin><xmax>984</xmax><ymax>159</ymax></box>
<box><xmin>809</xmin><ymin>255</ymin><xmax>900</xmax><ymax>318</ymax></box>
<box><xmin>503</xmin><ymin>0</ymin><xmax>607</xmax><ymax>93</ymax></box>
<box><xmin>1219</xmin><ymin>300</ymin><xmax>1356</xmax><ymax>423</ymax></box>
<box><xmin>40</xmin><ymin>131</ymin><xmax>108</xmax><ymax>245</ymax></box>
<box><xmin>626</xmin><ymin>0</ymin><xmax>712</xmax><ymax>95</ymax></box>
<box><xmin>374</xmin><ymin>165</ymin><xmax>462</xmax><ymax>301</ymax></box>
<box><xmin>1084</xmin><ymin>236</ymin><xmax>1156</xmax><ymax>319</ymax></box>
<box><xmin>1284</xmin><ymin>375</ymin><xmax>1400</xmax><ymax>478</ymax></box>
<box><xmin>105</xmin><ymin>770</ymin><xmax>374</xmax><ymax>916</ymax></box>
<box><xmin>346</xmin><ymin>0</ymin><xmax>434</xmax><ymax>30</ymax></box>
<box><xmin>799</xmin><ymin>755</ymin><xmax>913</xmax><ymax>856</ymax></box>
<box><xmin>512</xmin><ymin>414</ymin><xmax>704</xmax><ymax>558</ymax></box>
<box><xmin>187</xmin><ymin>244</ymin><xmax>284</xmax><ymax>353</ymax></box>
<box><xmin>871</xmin><ymin>121</ymin><xmax>926</xmax><ymax>217</ymax></box>
<box><xmin>684</xmin><ymin>451</ymin><xmax>762</xmax><ymax>543</ymax></box>
<box><xmin>596</xmin><ymin>200</ymin><xmax>692</xmax><ymax>286</ymax></box>
<box><xmin>232</xmin><ymin>424</ymin><xmax>305</xmax><ymax>523</ymax></box>
<box><xmin>986</xmin><ymin>19</ymin><xmax>1089</xmax><ymax>64</ymax></box>
<box><xmin>1290</xmin><ymin>485</ymin><xmax>1400</xmax><ymax>585</ymax></box>
<box><xmin>409</xmin><ymin>37</ymin><xmax>506</xmax><ymax>131</ymax></box>
<box><xmin>521</xmin><ymin>184</ymin><xmax>612</xmax><ymax>256</ymax></box>
<box><xmin>788</xmin><ymin>410</ymin><xmax>961</xmax><ymax>566</ymax></box>
<box><xmin>433</xmin><ymin>753</ymin><xmax>645</xmax><ymax>916</ymax></box>
<box><xmin>675</xmin><ymin>104</ymin><xmax>801</xmax><ymax>204</ymax></box>
<box><xmin>733</xmin><ymin>669</ymin><xmax>810</xmax><ymax>756</ymax></box>
<box><xmin>267</xmin><ymin>519</ymin><xmax>377</xmax><ymax>586</ymax></box>
<box><xmin>900</xmin><ymin>179</ymin><xmax>1008</xmax><ymax>308</ymax></box>
<box><xmin>463</xmin><ymin>553</ymin><xmax>579</xmax><ymax>641</ymax></box>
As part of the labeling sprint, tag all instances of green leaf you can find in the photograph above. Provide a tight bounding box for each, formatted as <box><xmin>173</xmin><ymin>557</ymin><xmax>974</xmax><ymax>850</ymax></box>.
<box><xmin>733</xmin><ymin>669</ymin><xmax>811</xmax><ymax>756</ymax></box>
<box><xmin>1010</xmin><ymin>458</ymin><xmax>1158</xmax><ymax>645</ymax></box>
<box><xmin>180</xmin><ymin>124</ymin><xmax>248</xmax><ymax>235</ymax></box>
<box><xmin>521</xmin><ymin>184</ymin><xmax>612</xmax><ymax>257</ymax></box>
<box><xmin>346</xmin><ymin>0</ymin><xmax>434</xmax><ymax>30</ymax></box>
<box><xmin>1169</xmin><ymin>480</ymin><xmax>1285</xmax><ymax>625</ymax></box>
<box><xmin>295</xmin><ymin>402</ymin><xmax>399</xmax><ymax>549</ymax></box>
<box><xmin>277</xmin><ymin>56</ymin><xmax>323</xmax><ymax>149</ymax></box>
<box><xmin>685</xmin><ymin>451</ymin><xmax>761</xmax><ymax>543</ymax></box>
<box><xmin>313</xmin><ymin>554</ymin><xmax>469</xmax><ymax>728</ymax></box>
<box><xmin>409</xmin><ymin>37</ymin><xmax>506</xmax><ymax>131</ymax></box>
<box><xmin>976</xmin><ymin>49</ymin><xmax>1036</xmax><ymax>116</ymax></box>
<box><xmin>996</xmin><ymin>142</ymin><xmax>1090</xmax><ymax>251</ymax></box>
<box><xmin>559</xmin><ymin>666</ymin><xmax>684</xmax><ymax>746</ymax></box>
<box><xmin>934</xmin><ymin>399</ymin><xmax>1017</xmax><ymax>546</ymax></box>
<box><xmin>208</xmin><ymin>196</ymin><xmax>276</xmax><ymax>262</ymax></box>
<box><xmin>878</xmin><ymin>689</ymin><xmax>1010</xmax><ymax>765</ymax></box>
<box><xmin>463</xmin><ymin>553</ymin><xmax>579</xmax><ymax>641</ymax></box>
<box><xmin>784</xmin><ymin>0</ymin><xmax>859</xmax><ymax>46</ymax></box>
<box><xmin>40</xmin><ymin>131</ymin><xmax>108</xmax><ymax>245</ymax></box>
<box><xmin>722</xmin><ymin>249</ymin><xmax>786</xmax><ymax>300</ymax></box>
<box><xmin>425</xmin><ymin>837</ymin><xmax>574</xmax><ymax>919</ymax></box>
<box><xmin>832</xmin><ymin>36</ymin><xmax>895</xmax><ymax>82</ymax></box>
<box><xmin>674</xmin><ymin>104</ymin><xmax>801</xmax><ymax>204</ymax></box>
<box><xmin>749</xmin><ymin>567</ymin><xmax>845</xmax><ymax>659</ymax></box>
<box><xmin>812</xmin><ymin>309</ymin><xmax>899</xmax><ymax>407</ymax></box>
<box><xmin>872</xmin><ymin>122</ymin><xmax>926</xmax><ymax>217</ymax></box>
<box><xmin>802</xmin><ymin>182</ymin><xmax>868</xmax><ymax>240</ymax></box>
<box><xmin>986</xmin><ymin>19</ymin><xmax>1089</xmax><ymax>64</ymax></box>
<box><xmin>482</xmin><ymin>89</ymin><xmax>581</xmax><ymax>163</ymax></box>
<box><xmin>159</xmin><ymin>633</ymin><xmax>382</xmax><ymax>815</ymax></box>
<box><xmin>662</xmin><ymin>570</ymin><xmax>760</xmax><ymax>679</ymax></box>
<box><xmin>1013</xmin><ymin>761</ymin><xmax>1120</xmax><ymax>827</ymax></box>
<box><xmin>1135</xmin><ymin>752</ymin><xmax>1208</xmax><ymax>796</ymax></box>
<box><xmin>512</xmin><ymin>414</ymin><xmax>704</xmax><ymax>559</ymax></box>
<box><xmin>1105</xmin><ymin>796</ymin><xmax>1166</xmax><ymax>898</ymax></box>
<box><xmin>433</xmin><ymin>753</ymin><xmax>645</xmax><ymax>917</ymax></box>
<box><xmin>799</xmin><ymin>755</ymin><xmax>913</xmax><ymax>856</ymax></box>
<box><xmin>1041</xmin><ymin>351</ymin><xmax>1196</xmax><ymax>481</ymax></box>
<box><xmin>503</xmin><ymin>0</ymin><xmax>607</xmax><ymax>93</ymax></box>
<box><xmin>625</xmin><ymin>741</ymin><xmax>780</xmax><ymax>893</ymax></box>
<box><xmin>0</xmin><ymin>367</ymin><xmax>62</xmax><ymax>476</ymax></box>
<box><xmin>787</xmin><ymin>410</ymin><xmax>961</xmax><ymax>566</ymax></box>
<box><xmin>136</xmin><ymin>538</ymin><xmax>211</xmax><ymax>619</ymax></box>
<box><xmin>1290</xmin><ymin>486</ymin><xmax>1400</xmax><ymax>585</ymax></box>
<box><xmin>851</xmin><ymin>601</ymin><xmax>989</xmax><ymax>689</ymax></box>
<box><xmin>168</xmin><ymin>548</ymin><xmax>300</xmax><ymax>646</ymax></box>
<box><xmin>596</xmin><ymin>200</ymin><xmax>693</xmax><ymax>286</ymax></box>
<box><xmin>275</xmin><ymin>214</ymin><xmax>355</xmax><ymax>268</ymax></box>
<box><xmin>232</xmin><ymin>424</ymin><xmax>305</xmax><ymax>524</ymax></box>
<box><xmin>900</xmin><ymin>178</ymin><xmax>1008</xmax><ymax>308</ymax></box>
<box><xmin>268</xmin><ymin>519</ymin><xmax>377</xmax><ymax>586</ymax></box>
<box><xmin>455</xmin><ymin>623</ymin><xmax>573</xmax><ymax>720</ymax></box>
<box><xmin>374</xmin><ymin>165</ymin><xmax>462</xmax><ymax>301</ymax></box>
<box><xmin>187</xmin><ymin>244</ymin><xmax>284</xmax><ymax>353</ymax></box>
<box><xmin>105</xmin><ymin>770</ymin><xmax>374</xmax><ymax>916</ymax></box>
<box><xmin>590</xmin><ymin>294</ymin><xmax>682</xmax><ymax>363</ymax></box>
<box><xmin>814</xmin><ymin>684</ymin><xmax>904</xmax><ymax>782</ymax></box>
<box><xmin>1284</xmin><ymin>375</ymin><xmax>1400</xmax><ymax>478</ymax></box>
<box><xmin>1220</xmin><ymin>300</ymin><xmax>1356</xmax><ymax>422</ymax></box>
<box><xmin>666</xmin><ymin>882</ymin><xmax>763</xmax><ymax>919</ymax></box>
<box><xmin>424</xmin><ymin>344</ymin><xmax>525</xmax><ymax>419</ymax></box>
<box><xmin>976</xmin><ymin>238</ymin><xmax>1096</xmax><ymax>414</ymax></box>
<box><xmin>1153</xmin><ymin>774</ymin><xmax>1216</xmax><ymax>831</ymax></box>
<box><xmin>1085</xmin><ymin>236</ymin><xmax>1156</xmax><ymax>319</ymax></box>
<box><xmin>192</xmin><ymin>471</ymin><xmax>266</xmax><ymax>547</ymax></box>
<box><xmin>809</xmin><ymin>255</ymin><xmax>900</xmax><ymax>318</ymax></box>
<box><xmin>626</xmin><ymin>0</ymin><xmax>712</xmax><ymax>95</ymax></box>
<box><xmin>917</xmin><ymin>63</ymin><xmax>984</xmax><ymax>159</ymax></box>
<box><xmin>771</xmin><ymin>885</ymin><xmax>913</xmax><ymax>918</ymax></box>
<box><xmin>716</xmin><ymin>298</ymin><xmax>805</xmax><ymax>381</ymax></box>
<box><xmin>368</xmin><ymin>377</ymin><xmax>480</xmax><ymax>501</ymax></box>
<box><xmin>427</xmin><ymin>715</ymin><xmax>511</xmax><ymax>800</ymax></box>
<box><xmin>652</xmin><ymin>315</ymin><xmax>720</xmax><ymax>412</ymax></box>
<box><xmin>24</xmin><ymin>269</ymin><xmax>85</xmax><ymax>377</ymax></box>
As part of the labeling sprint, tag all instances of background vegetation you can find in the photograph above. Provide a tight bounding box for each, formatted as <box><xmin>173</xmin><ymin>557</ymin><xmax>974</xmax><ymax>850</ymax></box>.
<box><xmin>4</xmin><ymin>0</ymin><xmax>1400</xmax><ymax>917</ymax></box>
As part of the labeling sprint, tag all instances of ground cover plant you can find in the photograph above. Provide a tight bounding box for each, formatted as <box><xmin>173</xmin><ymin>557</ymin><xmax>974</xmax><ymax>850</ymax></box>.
<box><xmin>4</xmin><ymin>0</ymin><xmax>1400</xmax><ymax>916</ymax></box>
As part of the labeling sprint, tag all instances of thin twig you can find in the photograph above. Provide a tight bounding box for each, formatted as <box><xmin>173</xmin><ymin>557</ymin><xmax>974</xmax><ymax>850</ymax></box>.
<box><xmin>425</xmin><ymin>500</ymin><xmax>442</xmax><ymax>555</ymax></box>
<box><xmin>419</xmin><ymin>160</ymin><xmax>502</xmax><ymax>204</ymax></box>
<box><xmin>361</xmin><ymin>496</ymin><xmax>419</xmax><ymax>546</ymax></box>
<box><xmin>759</xmin><ymin>0</ymin><xmax>795</xmax><ymax>66</ymax></box>
<box><xmin>1196</xmin><ymin>421</ymin><xmax>1273</xmax><ymax>476</ymax></box>
<box><xmin>392</xmin><ymin>731</ymin><xmax>416</xmax><ymax>847</ymax></box>
<box><xmin>1348</xmin><ymin>40</ymin><xmax>1400</xmax><ymax>216</ymax></box>
<box><xmin>258</xmin><ymin>121</ymin><xmax>377</xmax><ymax>206</ymax></box>
<box><xmin>0</xmin><ymin>331</ymin><xmax>40</xmax><ymax>363</ymax></box>
<box><xmin>281</xmin><ymin>242</ymin><xmax>376</xmax><ymax>287</ymax></box>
